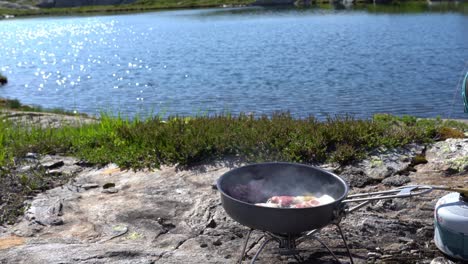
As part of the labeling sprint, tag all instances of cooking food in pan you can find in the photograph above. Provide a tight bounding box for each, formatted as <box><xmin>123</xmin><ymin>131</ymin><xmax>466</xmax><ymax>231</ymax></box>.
<box><xmin>255</xmin><ymin>195</ymin><xmax>335</xmax><ymax>208</ymax></box>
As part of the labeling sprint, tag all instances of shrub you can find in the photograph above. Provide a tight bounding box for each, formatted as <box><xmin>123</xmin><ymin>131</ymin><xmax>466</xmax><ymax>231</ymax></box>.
<box><xmin>7</xmin><ymin>99</ymin><xmax>21</xmax><ymax>109</ymax></box>
<box><xmin>437</xmin><ymin>127</ymin><xmax>466</xmax><ymax>140</ymax></box>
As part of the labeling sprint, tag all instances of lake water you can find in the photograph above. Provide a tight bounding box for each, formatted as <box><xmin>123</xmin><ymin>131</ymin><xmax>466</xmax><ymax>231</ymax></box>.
<box><xmin>0</xmin><ymin>5</ymin><xmax>467</xmax><ymax>120</ymax></box>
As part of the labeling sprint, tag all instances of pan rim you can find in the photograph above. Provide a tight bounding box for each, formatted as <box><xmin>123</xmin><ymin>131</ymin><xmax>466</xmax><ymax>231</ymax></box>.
<box><xmin>216</xmin><ymin>162</ymin><xmax>349</xmax><ymax>210</ymax></box>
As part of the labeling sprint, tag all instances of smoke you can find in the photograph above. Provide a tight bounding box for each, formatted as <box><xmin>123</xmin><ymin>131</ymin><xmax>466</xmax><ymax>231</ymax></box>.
<box><xmin>226</xmin><ymin>164</ymin><xmax>346</xmax><ymax>204</ymax></box>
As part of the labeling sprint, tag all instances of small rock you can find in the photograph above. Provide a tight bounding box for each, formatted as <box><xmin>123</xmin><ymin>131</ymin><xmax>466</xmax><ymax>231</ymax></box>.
<box><xmin>398</xmin><ymin>237</ymin><xmax>414</xmax><ymax>243</ymax></box>
<box><xmin>103</xmin><ymin>182</ymin><xmax>116</xmax><ymax>189</ymax></box>
<box><xmin>410</xmin><ymin>249</ymin><xmax>419</xmax><ymax>254</ymax></box>
<box><xmin>206</xmin><ymin>219</ymin><xmax>217</xmax><ymax>228</ymax></box>
<box><xmin>430</xmin><ymin>257</ymin><xmax>456</xmax><ymax>264</ymax></box>
<box><xmin>416</xmin><ymin>227</ymin><xmax>433</xmax><ymax>239</ymax></box>
<box><xmin>212</xmin><ymin>239</ymin><xmax>222</xmax><ymax>246</ymax></box>
<box><xmin>25</xmin><ymin>153</ymin><xmax>38</xmax><ymax>159</ymax></box>
<box><xmin>102</xmin><ymin>187</ymin><xmax>118</xmax><ymax>194</ymax></box>
<box><xmin>418</xmin><ymin>202</ymin><xmax>435</xmax><ymax>211</ymax></box>
<box><xmin>50</xmin><ymin>218</ymin><xmax>64</xmax><ymax>226</ymax></box>
<box><xmin>200</xmin><ymin>243</ymin><xmax>208</xmax><ymax>248</ymax></box>
<box><xmin>42</xmin><ymin>160</ymin><xmax>64</xmax><ymax>170</ymax></box>
<box><xmin>18</xmin><ymin>165</ymin><xmax>32</xmax><ymax>173</ymax></box>
<box><xmin>382</xmin><ymin>175</ymin><xmax>411</xmax><ymax>187</ymax></box>
<box><xmin>367</xmin><ymin>252</ymin><xmax>381</xmax><ymax>258</ymax></box>
<box><xmin>81</xmin><ymin>183</ymin><xmax>99</xmax><ymax>190</ymax></box>
<box><xmin>339</xmin><ymin>167</ymin><xmax>376</xmax><ymax>187</ymax></box>
<box><xmin>74</xmin><ymin>160</ymin><xmax>94</xmax><ymax>167</ymax></box>
<box><xmin>425</xmin><ymin>139</ymin><xmax>468</xmax><ymax>173</ymax></box>
<box><xmin>46</xmin><ymin>169</ymin><xmax>63</xmax><ymax>176</ymax></box>
<box><xmin>384</xmin><ymin>243</ymin><xmax>402</xmax><ymax>253</ymax></box>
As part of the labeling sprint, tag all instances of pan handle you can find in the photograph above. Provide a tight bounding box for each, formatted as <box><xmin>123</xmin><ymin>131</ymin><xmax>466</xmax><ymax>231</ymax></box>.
<box><xmin>342</xmin><ymin>185</ymin><xmax>433</xmax><ymax>213</ymax></box>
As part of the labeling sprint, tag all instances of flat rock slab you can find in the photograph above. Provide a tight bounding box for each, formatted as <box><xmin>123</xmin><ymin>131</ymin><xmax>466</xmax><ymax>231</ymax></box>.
<box><xmin>0</xmin><ymin>110</ymin><xmax>97</xmax><ymax>128</ymax></box>
<box><xmin>422</xmin><ymin>138</ymin><xmax>468</xmax><ymax>174</ymax></box>
<box><xmin>1</xmin><ymin>139</ymin><xmax>468</xmax><ymax>263</ymax></box>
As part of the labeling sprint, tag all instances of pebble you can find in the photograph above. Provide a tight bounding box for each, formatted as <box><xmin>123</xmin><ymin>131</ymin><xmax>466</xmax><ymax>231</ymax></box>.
<box><xmin>42</xmin><ymin>160</ymin><xmax>64</xmax><ymax>170</ymax></box>
<box><xmin>103</xmin><ymin>182</ymin><xmax>116</xmax><ymax>189</ymax></box>
<box><xmin>81</xmin><ymin>183</ymin><xmax>99</xmax><ymax>190</ymax></box>
<box><xmin>430</xmin><ymin>257</ymin><xmax>456</xmax><ymax>264</ymax></box>
<box><xmin>367</xmin><ymin>252</ymin><xmax>381</xmax><ymax>258</ymax></box>
<box><xmin>398</xmin><ymin>237</ymin><xmax>414</xmax><ymax>243</ymax></box>
<box><xmin>25</xmin><ymin>153</ymin><xmax>38</xmax><ymax>159</ymax></box>
<box><xmin>50</xmin><ymin>218</ymin><xmax>64</xmax><ymax>226</ymax></box>
<box><xmin>46</xmin><ymin>169</ymin><xmax>62</xmax><ymax>176</ymax></box>
<box><xmin>18</xmin><ymin>165</ymin><xmax>32</xmax><ymax>172</ymax></box>
<box><xmin>384</xmin><ymin>243</ymin><xmax>402</xmax><ymax>253</ymax></box>
<box><xmin>101</xmin><ymin>187</ymin><xmax>118</xmax><ymax>194</ymax></box>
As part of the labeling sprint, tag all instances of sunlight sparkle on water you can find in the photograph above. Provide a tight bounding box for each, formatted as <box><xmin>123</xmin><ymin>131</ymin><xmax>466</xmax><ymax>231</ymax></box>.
<box><xmin>1</xmin><ymin>9</ymin><xmax>463</xmax><ymax>119</ymax></box>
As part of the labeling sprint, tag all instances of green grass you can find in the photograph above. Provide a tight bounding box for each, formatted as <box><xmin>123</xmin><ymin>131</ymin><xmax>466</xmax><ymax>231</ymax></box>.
<box><xmin>0</xmin><ymin>112</ymin><xmax>466</xmax><ymax>170</ymax></box>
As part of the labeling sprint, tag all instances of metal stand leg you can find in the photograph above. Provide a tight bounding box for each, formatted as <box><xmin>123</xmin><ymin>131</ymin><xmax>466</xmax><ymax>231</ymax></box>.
<box><xmin>313</xmin><ymin>237</ymin><xmax>341</xmax><ymax>263</ymax></box>
<box><xmin>238</xmin><ymin>229</ymin><xmax>253</xmax><ymax>264</ymax></box>
<box><xmin>250</xmin><ymin>237</ymin><xmax>273</xmax><ymax>264</ymax></box>
<box><xmin>335</xmin><ymin>224</ymin><xmax>354</xmax><ymax>264</ymax></box>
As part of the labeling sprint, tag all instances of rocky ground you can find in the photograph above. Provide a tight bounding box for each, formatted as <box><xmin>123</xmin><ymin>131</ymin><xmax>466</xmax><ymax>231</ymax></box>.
<box><xmin>0</xmin><ymin>0</ymin><xmax>38</xmax><ymax>10</ymax></box>
<box><xmin>0</xmin><ymin>109</ymin><xmax>97</xmax><ymax>128</ymax></box>
<box><xmin>0</xmin><ymin>137</ymin><xmax>467</xmax><ymax>264</ymax></box>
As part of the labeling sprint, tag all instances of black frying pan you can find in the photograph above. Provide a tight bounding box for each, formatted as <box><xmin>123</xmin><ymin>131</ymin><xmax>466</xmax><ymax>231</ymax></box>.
<box><xmin>217</xmin><ymin>162</ymin><xmax>349</xmax><ymax>234</ymax></box>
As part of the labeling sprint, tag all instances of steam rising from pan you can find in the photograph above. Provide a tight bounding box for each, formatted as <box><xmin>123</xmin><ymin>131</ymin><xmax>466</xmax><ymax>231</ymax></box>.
<box><xmin>227</xmin><ymin>164</ymin><xmax>342</xmax><ymax>204</ymax></box>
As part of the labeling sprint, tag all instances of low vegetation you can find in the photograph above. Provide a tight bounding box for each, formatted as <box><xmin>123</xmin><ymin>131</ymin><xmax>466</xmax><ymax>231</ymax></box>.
<box><xmin>0</xmin><ymin>110</ymin><xmax>466</xmax><ymax>169</ymax></box>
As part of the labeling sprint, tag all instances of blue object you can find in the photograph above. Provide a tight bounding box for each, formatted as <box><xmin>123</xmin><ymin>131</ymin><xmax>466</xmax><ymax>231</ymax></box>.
<box><xmin>463</xmin><ymin>72</ymin><xmax>468</xmax><ymax>113</ymax></box>
<box><xmin>434</xmin><ymin>192</ymin><xmax>468</xmax><ymax>261</ymax></box>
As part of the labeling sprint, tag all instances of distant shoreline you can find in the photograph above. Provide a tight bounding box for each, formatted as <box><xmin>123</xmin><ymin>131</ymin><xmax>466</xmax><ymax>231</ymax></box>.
<box><xmin>1</xmin><ymin>1</ymin><xmax>252</xmax><ymax>18</ymax></box>
<box><xmin>1</xmin><ymin>0</ymin><xmax>465</xmax><ymax>19</ymax></box>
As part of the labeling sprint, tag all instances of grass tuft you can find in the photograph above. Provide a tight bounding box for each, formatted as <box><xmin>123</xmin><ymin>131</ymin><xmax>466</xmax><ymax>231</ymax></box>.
<box><xmin>437</xmin><ymin>126</ymin><xmax>466</xmax><ymax>141</ymax></box>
